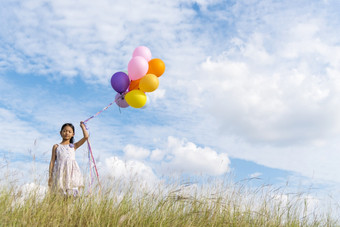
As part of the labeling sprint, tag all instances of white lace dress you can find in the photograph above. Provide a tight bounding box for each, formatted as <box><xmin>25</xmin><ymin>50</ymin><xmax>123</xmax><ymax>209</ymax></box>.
<box><xmin>52</xmin><ymin>144</ymin><xmax>84</xmax><ymax>195</ymax></box>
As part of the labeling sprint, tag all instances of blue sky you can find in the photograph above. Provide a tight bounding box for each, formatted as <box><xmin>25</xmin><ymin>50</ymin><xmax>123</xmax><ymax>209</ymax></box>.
<box><xmin>1</xmin><ymin>0</ymin><xmax>340</xmax><ymax>208</ymax></box>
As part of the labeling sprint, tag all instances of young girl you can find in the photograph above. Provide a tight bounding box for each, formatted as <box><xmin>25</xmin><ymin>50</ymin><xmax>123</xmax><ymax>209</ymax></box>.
<box><xmin>48</xmin><ymin>122</ymin><xmax>89</xmax><ymax>196</ymax></box>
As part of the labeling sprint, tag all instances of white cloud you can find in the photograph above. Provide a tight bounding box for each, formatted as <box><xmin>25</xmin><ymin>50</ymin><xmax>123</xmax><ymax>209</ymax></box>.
<box><xmin>11</xmin><ymin>183</ymin><xmax>48</xmax><ymax>206</ymax></box>
<box><xmin>123</xmin><ymin>144</ymin><xmax>150</xmax><ymax>160</ymax></box>
<box><xmin>105</xmin><ymin>156</ymin><xmax>157</xmax><ymax>188</ymax></box>
<box><xmin>272</xmin><ymin>194</ymin><xmax>319</xmax><ymax>217</ymax></box>
<box><xmin>148</xmin><ymin>89</ymin><xmax>166</xmax><ymax>105</ymax></box>
<box><xmin>159</xmin><ymin>137</ymin><xmax>230</xmax><ymax>176</ymax></box>
<box><xmin>106</xmin><ymin>136</ymin><xmax>230</xmax><ymax>180</ymax></box>
<box><xmin>196</xmin><ymin>25</ymin><xmax>340</xmax><ymax>145</ymax></box>
<box><xmin>19</xmin><ymin>182</ymin><xmax>47</xmax><ymax>198</ymax></box>
<box><xmin>0</xmin><ymin>0</ymin><xmax>200</xmax><ymax>84</ymax></box>
<box><xmin>249</xmin><ymin>172</ymin><xmax>262</xmax><ymax>178</ymax></box>
<box><xmin>176</xmin><ymin>1</ymin><xmax>340</xmax><ymax>185</ymax></box>
<box><xmin>150</xmin><ymin>149</ymin><xmax>166</xmax><ymax>162</ymax></box>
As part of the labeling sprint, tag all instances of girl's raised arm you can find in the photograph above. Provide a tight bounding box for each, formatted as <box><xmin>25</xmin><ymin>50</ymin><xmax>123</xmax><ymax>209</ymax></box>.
<box><xmin>74</xmin><ymin>121</ymin><xmax>89</xmax><ymax>150</ymax></box>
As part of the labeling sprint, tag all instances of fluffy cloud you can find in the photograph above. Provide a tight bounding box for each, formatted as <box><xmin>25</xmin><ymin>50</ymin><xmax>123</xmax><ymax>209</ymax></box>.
<box><xmin>156</xmin><ymin>137</ymin><xmax>230</xmax><ymax>176</ymax></box>
<box><xmin>0</xmin><ymin>0</ymin><xmax>201</xmax><ymax>83</ymax></box>
<box><xmin>123</xmin><ymin>144</ymin><xmax>150</xmax><ymax>160</ymax></box>
<box><xmin>107</xmin><ymin>136</ymin><xmax>230</xmax><ymax>182</ymax></box>
<box><xmin>249</xmin><ymin>172</ymin><xmax>262</xmax><ymax>179</ymax></box>
<box><xmin>272</xmin><ymin>194</ymin><xmax>319</xmax><ymax>216</ymax></box>
<box><xmin>166</xmin><ymin>1</ymin><xmax>340</xmax><ymax>185</ymax></box>
<box><xmin>10</xmin><ymin>183</ymin><xmax>48</xmax><ymax>206</ymax></box>
<box><xmin>105</xmin><ymin>156</ymin><xmax>158</xmax><ymax>188</ymax></box>
<box><xmin>149</xmin><ymin>149</ymin><xmax>165</xmax><ymax>162</ymax></box>
<box><xmin>190</xmin><ymin>8</ymin><xmax>340</xmax><ymax>147</ymax></box>
<box><xmin>198</xmin><ymin>55</ymin><xmax>338</xmax><ymax>145</ymax></box>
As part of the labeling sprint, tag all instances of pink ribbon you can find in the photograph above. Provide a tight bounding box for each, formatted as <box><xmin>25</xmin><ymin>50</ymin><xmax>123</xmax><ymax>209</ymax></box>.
<box><xmin>83</xmin><ymin>98</ymin><xmax>119</xmax><ymax>193</ymax></box>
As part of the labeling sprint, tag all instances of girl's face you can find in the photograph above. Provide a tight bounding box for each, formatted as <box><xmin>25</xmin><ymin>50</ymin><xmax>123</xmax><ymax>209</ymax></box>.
<box><xmin>60</xmin><ymin>125</ymin><xmax>74</xmax><ymax>140</ymax></box>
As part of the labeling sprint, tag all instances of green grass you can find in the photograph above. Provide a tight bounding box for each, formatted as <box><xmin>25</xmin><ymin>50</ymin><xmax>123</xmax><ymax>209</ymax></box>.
<box><xmin>0</xmin><ymin>177</ymin><xmax>338</xmax><ymax>226</ymax></box>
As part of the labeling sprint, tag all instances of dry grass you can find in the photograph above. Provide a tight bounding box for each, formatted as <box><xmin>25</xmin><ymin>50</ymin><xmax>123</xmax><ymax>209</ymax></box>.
<box><xmin>0</xmin><ymin>176</ymin><xmax>338</xmax><ymax>227</ymax></box>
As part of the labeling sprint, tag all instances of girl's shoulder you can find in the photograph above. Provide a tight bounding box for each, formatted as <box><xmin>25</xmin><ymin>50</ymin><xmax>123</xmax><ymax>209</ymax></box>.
<box><xmin>52</xmin><ymin>144</ymin><xmax>59</xmax><ymax>150</ymax></box>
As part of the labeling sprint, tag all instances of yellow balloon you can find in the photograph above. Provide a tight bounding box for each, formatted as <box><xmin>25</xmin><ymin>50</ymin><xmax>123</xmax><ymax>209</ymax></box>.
<box><xmin>139</xmin><ymin>74</ymin><xmax>159</xmax><ymax>92</ymax></box>
<box><xmin>125</xmin><ymin>90</ymin><xmax>147</xmax><ymax>108</ymax></box>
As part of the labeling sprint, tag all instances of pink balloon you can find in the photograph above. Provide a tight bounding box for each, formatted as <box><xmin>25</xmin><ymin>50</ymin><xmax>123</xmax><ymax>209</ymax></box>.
<box><xmin>132</xmin><ymin>46</ymin><xmax>152</xmax><ymax>62</ymax></box>
<box><xmin>128</xmin><ymin>56</ymin><xmax>149</xmax><ymax>80</ymax></box>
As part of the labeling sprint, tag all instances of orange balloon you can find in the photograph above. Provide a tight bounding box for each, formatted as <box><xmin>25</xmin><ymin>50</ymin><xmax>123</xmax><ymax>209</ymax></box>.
<box><xmin>128</xmin><ymin>78</ymin><xmax>141</xmax><ymax>91</ymax></box>
<box><xmin>147</xmin><ymin>58</ymin><xmax>165</xmax><ymax>77</ymax></box>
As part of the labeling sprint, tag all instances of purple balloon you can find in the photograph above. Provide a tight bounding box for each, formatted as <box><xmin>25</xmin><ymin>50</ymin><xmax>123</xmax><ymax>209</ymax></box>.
<box><xmin>115</xmin><ymin>93</ymin><xmax>129</xmax><ymax>108</ymax></box>
<box><xmin>111</xmin><ymin>72</ymin><xmax>130</xmax><ymax>93</ymax></box>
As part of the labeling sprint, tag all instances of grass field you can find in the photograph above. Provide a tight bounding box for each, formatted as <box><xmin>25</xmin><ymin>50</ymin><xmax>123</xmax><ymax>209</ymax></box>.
<box><xmin>0</xmin><ymin>175</ymin><xmax>338</xmax><ymax>226</ymax></box>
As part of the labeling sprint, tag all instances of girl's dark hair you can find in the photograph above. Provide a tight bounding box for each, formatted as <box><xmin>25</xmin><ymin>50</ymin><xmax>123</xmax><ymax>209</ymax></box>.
<box><xmin>60</xmin><ymin>123</ymin><xmax>75</xmax><ymax>144</ymax></box>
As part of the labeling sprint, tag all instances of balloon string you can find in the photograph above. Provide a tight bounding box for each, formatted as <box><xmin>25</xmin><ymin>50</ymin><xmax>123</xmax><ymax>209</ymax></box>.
<box><xmin>83</xmin><ymin>96</ymin><xmax>122</xmax><ymax>194</ymax></box>
<box><xmin>86</xmin><ymin>137</ymin><xmax>101</xmax><ymax>193</ymax></box>
<box><xmin>84</xmin><ymin>93</ymin><xmax>124</xmax><ymax>124</ymax></box>
<box><xmin>84</xmin><ymin>100</ymin><xmax>115</xmax><ymax>123</ymax></box>
<box><xmin>88</xmin><ymin>140</ymin><xmax>92</xmax><ymax>193</ymax></box>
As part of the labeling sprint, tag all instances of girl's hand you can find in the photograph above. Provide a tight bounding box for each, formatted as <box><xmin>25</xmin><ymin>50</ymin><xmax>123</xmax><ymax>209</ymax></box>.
<box><xmin>74</xmin><ymin>121</ymin><xmax>89</xmax><ymax>150</ymax></box>
<box><xmin>80</xmin><ymin>121</ymin><xmax>88</xmax><ymax>131</ymax></box>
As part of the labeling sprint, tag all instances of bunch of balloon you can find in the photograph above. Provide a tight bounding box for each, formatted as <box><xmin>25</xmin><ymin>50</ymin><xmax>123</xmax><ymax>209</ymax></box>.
<box><xmin>110</xmin><ymin>72</ymin><xmax>130</xmax><ymax>108</ymax></box>
<box><xmin>110</xmin><ymin>46</ymin><xmax>165</xmax><ymax>109</ymax></box>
